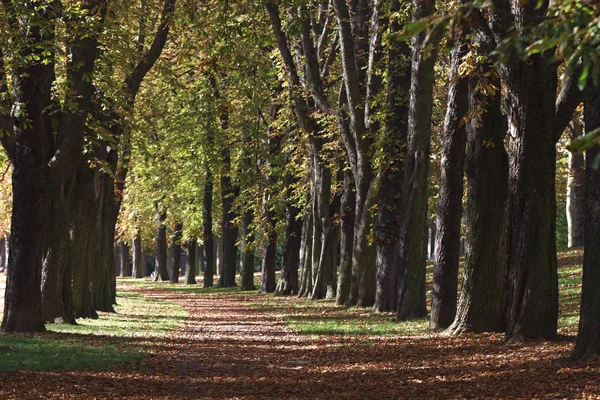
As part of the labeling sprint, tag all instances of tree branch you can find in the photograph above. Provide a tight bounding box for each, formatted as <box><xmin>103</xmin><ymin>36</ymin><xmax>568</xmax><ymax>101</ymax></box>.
<box><xmin>125</xmin><ymin>0</ymin><xmax>177</xmax><ymax>105</ymax></box>
<box><xmin>264</xmin><ymin>0</ymin><xmax>314</xmax><ymax>133</ymax></box>
<box><xmin>555</xmin><ymin>73</ymin><xmax>582</xmax><ymax>143</ymax></box>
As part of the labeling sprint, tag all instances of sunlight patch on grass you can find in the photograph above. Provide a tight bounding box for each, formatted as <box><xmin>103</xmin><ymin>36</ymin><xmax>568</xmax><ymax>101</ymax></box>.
<box><xmin>48</xmin><ymin>291</ymin><xmax>187</xmax><ymax>338</ymax></box>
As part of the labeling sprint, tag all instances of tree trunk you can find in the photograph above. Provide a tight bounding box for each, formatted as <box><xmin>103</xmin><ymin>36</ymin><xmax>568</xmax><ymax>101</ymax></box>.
<box><xmin>259</xmin><ymin>229</ymin><xmax>277</xmax><ymax>294</ymax></box>
<box><xmin>373</xmin><ymin>5</ymin><xmax>411</xmax><ymax>312</ymax></box>
<box><xmin>298</xmin><ymin>211</ymin><xmax>314</xmax><ymax>298</ymax></box>
<box><xmin>219</xmin><ymin>157</ymin><xmax>239</xmax><ymax>288</ymax></box>
<box><xmin>132</xmin><ymin>234</ymin><xmax>143</xmax><ymax>279</ymax></box>
<box><xmin>276</xmin><ymin>169</ymin><xmax>303</xmax><ymax>295</ymax></box>
<box><xmin>566</xmin><ymin>120</ymin><xmax>585</xmax><ymax>248</ymax></box>
<box><xmin>71</xmin><ymin>164</ymin><xmax>100</xmax><ymax>319</ymax></box>
<box><xmin>397</xmin><ymin>0</ymin><xmax>437</xmax><ymax>321</ymax></box>
<box><xmin>240</xmin><ymin>210</ymin><xmax>256</xmax><ymax>291</ymax></box>
<box><xmin>429</xmin><ymin>39</ymin><xmax>469</xmax><ymax>329</ymax></box>
<box><xmin>185</xmin><ymin>238</ymin><xmax>198</xmax><ymax>285</ymax></box>
<box><xmin>120</xmin><ymin>242</ymin><xmax>131</xmax><ymax>278</ymax></box>
<box><xmin>448</xmin><ymin>59</ymin><xmax>508</xmax><ymax>335</ymax></box>
<box><xmin>503</xmin><ymin>55</ymin><xmax>559</xmax><ymax>343</ymax></box>
<box><xmin>311</xmin><ymin>147</ymin><xmax>334</xmax><ymax>300</ymax></box>
<box><xmin>203</xmin><ymin>169</ymin><xmax>214</xmax><ymax>287</ymax></box>
<box><xmin>170</xmin><ymin>223</ymin><xmax>183</xmax><ymax>284</ymax></box>
<box><xmin>571</xmin><ymin>86</ymin><xmax>600</xmax><ymax>360</ymax></box>
<box><xmin>154</xmin><ymin>211</ymin><xmax>169</xmax><ymax>282</ymax></box>
<box><xmin>336</xmin><ymin>168</ymin><xmax>355</xmax><ymax>305</ymax></box>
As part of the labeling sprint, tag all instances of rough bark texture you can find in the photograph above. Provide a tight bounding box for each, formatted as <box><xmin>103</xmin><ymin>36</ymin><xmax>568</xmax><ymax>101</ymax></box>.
<box><xmin>448</xmin><ymin>61</ymin><xmax>508</xmax><ymax>335</ymax></box>
<box><xmin>336</xmin><ymin>168</ymin><xmax>355</xmax><ymax>305</ymax></box>
<box><xmin>566</xmin><ymin>120</ymin><xmax>585</xmax><ymax>248</ymax></box>
<box><xmin>240</xmin><ymin>210</ymin><xmax>256</xmax><ymax>291</ymax></box>
<box><xmin>170</xmin><ymin>223</ymin><xmax>183</xmax><ymax>284</ymax></box>
<box><xmin>276</xmin><ymin>182</ymin><xmax>302</xmax><ymax>296</ymax></box>
<box><xmin>373</xmin><ymin>3</ymin><xmax>410</xmax><ymax>312</ymax></box>
<box><xmin>298</xmin><ymin>211</ymin><xmax>314</xmax><ymax>298</ymax></box>
<box><xmin>572</xmin><ymin>86</ymin><xmax>600</xmax><ymax>360</ymax></box>
<box><xmin>503</xmin><ymin>55</ymin><xmax>559</xmax><ymax>343</ymax></box>
<box><xmin>120</xmin><ymin>242</ymin><xmax>131</xmax><ymax>278</ymax></box>
<box><xmin>429</xmin><ymin>40</ymin><xmax>468</xmax><ymax>329</ymax></box>
<box><xmin>203</xmin><ymin>170</ymin><xmax>214</xmax><ymax>287</ymax></box>
<box><xmin>185</xmin><ymin>238</ymin><xmax>198</xmax><ymax>285</ymax></box>
<box><xmin>132</xmin><ymin>234</ymin><xmax>143</xmax><ymax>279</ymax></box>
<box><xmin>218</xmin><ymin>109</ymin><xmax>239</xmax><ymax>288</ymax></box>
<box><xmin>154</xmin><ymin>212</ymin><xmax>169</xmax><ymax>282</ymax></box>
<box><xmin>259</xmin><ymin>230</ymin><xmax>277</xmax><ymax>294</ymax></box>
<box><xmin>397</xmin><ymin>0</ymin><xmax>436</xmax><ymax>321</ymax></box>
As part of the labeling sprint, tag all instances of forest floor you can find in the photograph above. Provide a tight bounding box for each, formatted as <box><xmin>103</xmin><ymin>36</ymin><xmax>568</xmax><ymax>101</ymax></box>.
<box><xmin>0</xmin><ymin>251</ymin><xmax>599</xmax><ymax>399</ymax></box>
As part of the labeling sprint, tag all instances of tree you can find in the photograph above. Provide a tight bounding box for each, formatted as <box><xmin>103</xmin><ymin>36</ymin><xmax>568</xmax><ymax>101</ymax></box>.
<box><xmin>1</xmin><ymin>0</ymin><xmax>106</xmax><ymax>332</ymax></box>
<box><xmin>397</xmin><ymin>0</ymin><xmax>438</xmax><ymax>321</ymax></box>
<box><xmin>571</xmin><ymin>84</ymin><xmax>600</xmax><ymax>360</ymax></box>
<box><xmin>430</xmin><ymin>33</ymin><xmax>469</xmax><ymax>329</ymax></box>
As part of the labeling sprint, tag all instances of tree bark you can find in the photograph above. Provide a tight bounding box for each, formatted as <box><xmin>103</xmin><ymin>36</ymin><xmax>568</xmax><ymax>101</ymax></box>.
<box><xmin>120</xmin><ymin>242</ymin><xmax>131</xmax><ymax>278</ymax></box>
<box><xmin>566</xmin><ymin>119</ymin><xmax>585</xmax><ymax>248</ymax></box>
<box><xmin>429</xmin><ymin>39</ymin><xmax>469</xmax><ymax>329</ymax></box>
<box><xmin>503</xmin><ymin>55</ymin><xmax>559</xmax><ymax>343</ymax></box>
<box><xmin>132</xmin><ymin>234</ymin><xmax>143</xmax><ymax>279</ymax></box>
<box><xmin>154</xmin><ymin>211</ymin><xmax>169</xmax><ymax>282</ymax></box>
<box><xmin>276</xmin><ymin>164</ymin><xmax>303</xmax><ymax>295</ymax></box>
<box><xmin>185</xmin><ymin>238</ymin><xmax>198</xmax><ymax>285</ymax></box>
<box><xmin>298</xmin><ymin>211</ymin><xmax>314</xmax><ymax>298</ymax></box>
<box><xmin>336</xmin><ymin>168</ymin><xmax>355</xmax><ymax>305</ymax></box>
<box><xmin>447</xmin><ymin>56</ymin><xmax>508</xmax><ymax>335</ymax></box>
<box><xmin>571</xmin><ymin>85</ymin><xmax>600</xmax><ymax>360</ymax></box>
<box><xmin>170</xmin><ymin>223</ymin><xmax>183</xmax><ymax>284</ymax></box>
<box><xmin>373</xmin><ymin>2</ymin><xmax>411</xmax><ymax>312</ymax></box>
<box><xmin>240</xmin><ymin>210</ymin><xmax>256</xmax><ymax>291</ymax></box>
<box><xmin>203</xmin><ymin>169</ymin><xmax>214</xmax><ymax>287</ymax></box>
<box><xmin>397</xmin><ymin>0</ymin><xmax>437</xmax><ymax>321</ymax></box>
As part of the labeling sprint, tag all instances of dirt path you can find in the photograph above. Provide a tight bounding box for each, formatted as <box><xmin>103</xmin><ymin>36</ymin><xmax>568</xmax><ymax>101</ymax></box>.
<box><xmin>1</xmin><ymin>287</ymin><xmax>599</xmax><ymax>399</ymax></box>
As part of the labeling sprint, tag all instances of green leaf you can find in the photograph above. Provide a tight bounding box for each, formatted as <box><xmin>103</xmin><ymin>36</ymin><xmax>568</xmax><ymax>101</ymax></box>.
<box><xmin>578</xmin><ymin>65</ymin><xmax>590</xmax><ymax>91</ymax></box>
<box><xmin>526</xmin><ymin>38</ymin><xmax>560</xmax><ymax>55</ymax></box>
<box><xmin>397</xmin><ymin>20</ymin><xmax>428</xmax><ymax>41</ymax></box>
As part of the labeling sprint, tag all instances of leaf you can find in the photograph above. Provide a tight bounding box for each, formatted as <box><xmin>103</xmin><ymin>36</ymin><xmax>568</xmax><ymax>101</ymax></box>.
<box><xmin>526</xmin><ymin>38</ymin><xmax>560</xmax><ymax>55</ymax></box>
<box><xmin>397</xmin><ymin>20</ymin><xmax>428</xmax><ymax>41</ymax></box>
<box><xmin>578</xmin><ymin>64</ymin><xmax>590</xmax><ymax>91</ymax></box>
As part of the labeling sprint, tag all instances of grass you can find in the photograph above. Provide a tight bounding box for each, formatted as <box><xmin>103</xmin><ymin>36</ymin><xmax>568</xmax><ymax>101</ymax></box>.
<box><xmin>48</xmin><ymin>291</ymin><xmax>187</xmax><ymax>338</ymax></box>
<box><xmin>0</xmin><ymin>335</ymin><xmax>144</xmax><ymax>371</ymax></box>
<box><xmin>0</xmin><ymin>290</ymin><xmax>187</xmax><ymax>372</ymax></box>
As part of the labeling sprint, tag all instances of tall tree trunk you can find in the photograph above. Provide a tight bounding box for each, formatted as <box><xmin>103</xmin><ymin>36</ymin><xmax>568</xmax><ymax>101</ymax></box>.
<box><xmin>240</xmin><ymin>210</ymin><xmax>256</xmax><ymax>291</ymax></box>
<box><xmin>448</xmin><ymin>60</ymin><xmax>508</xmax><ymax>335</ymax></box>
<box><xmin>566</xmin><ymin>119</ymin><xmax>585</xmax><ymax>248</ymax></box>
<box><xmin>503</xmin><ymin>55</ymin><xmax>559</xmax><ymax>343</ymax></box>
<box><xmin>311</xmin><ymin>146</ymin><xmax>334</xmax><ymax>300</ymax></box>
<box><xmin>120</xmin><ymin>242</ymin><xmax>131</xmax><ymax>278</ymax></box>
<box><xmin>132</xmin><ymin>234</ymin><xmax>143</xmax><ymax>279</ymax></box>
<box><xmin>397</xmin><ymin>0</ymin><xmax>437</xmax><ymax>321</ymax></box>
<box><xmin>373</xmin><ymin>4</ymin><xmax>411</xmax><ymax>312</ymax></box>
<box><xmin>571</xmin><ymin>85</ymin><xmax>600</xmax><ymax>360</ymax></box>
<box><xmin>429</xmin><ymin>38</ymin><xmax>469</xmax><ymax>329</ymax></box>
<box><xmin>154</xmin><ymin>211</ymin><xmax>169</xmax><ymax>282</ymax></box>
<box><xmin>203</xmin><ymin>169</ymin><xmax>214</xmax><ymax>287</ymax></box>
<box><xmin>298</xmin><ymin>211</ymin><xmax>314</xmax><ymax>298</ymax></box>
<box><xmin>337</xmin><ymin>168</ymin><xmax>355</xmax><ymax>305</ymax></box>
<box><xmin>276</xmin><ymin>164</ymin><xmax>303</xmax><ymax>295</ymax></box>
<box><xmin>259</xmin><ymin>229</ymin><xmax>277</xmax><ymax>294</ymax></box>
<box><xmin>170</xmin><ymin>223</ymin><xmax>183</xmax><ymax>284</ymax></box>
<box><xmin>185</xmin><ymin>238</ymin><xmax>198</xmax><ymax>285</ymax></box>
<box><xmin>70</xmin><ymin>165</ymin><xmax>99</xmax><ymax>319</ymax></box>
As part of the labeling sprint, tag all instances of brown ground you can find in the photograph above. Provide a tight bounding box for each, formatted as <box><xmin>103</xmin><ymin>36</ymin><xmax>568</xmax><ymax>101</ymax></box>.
<box><xmin>0</xmin><ymin>282</ymin><xmax>599</xmax><ymax>399</ymax></box>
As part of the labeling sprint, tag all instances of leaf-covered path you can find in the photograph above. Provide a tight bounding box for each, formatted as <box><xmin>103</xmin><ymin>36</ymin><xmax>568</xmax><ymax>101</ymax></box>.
<box><xmin>1</xmin><ymin>286</ymin><xmax>600</xmax><ymax>399</ymax></box>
